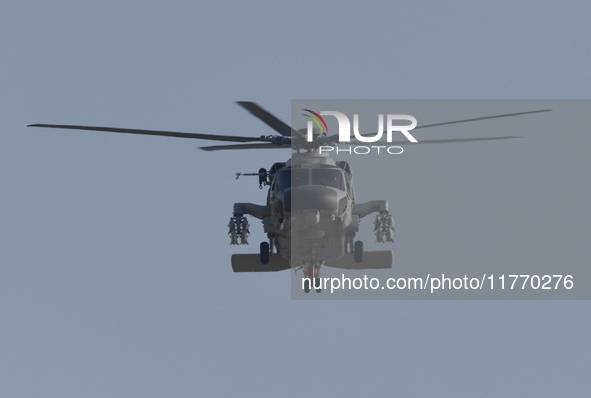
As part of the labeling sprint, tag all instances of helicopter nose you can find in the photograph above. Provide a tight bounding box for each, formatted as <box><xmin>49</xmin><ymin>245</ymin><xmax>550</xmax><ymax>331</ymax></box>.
<box><xmin>283</xmin><ymin>187</ymin><xmax>338</xmax><ymax>212</ymax></box>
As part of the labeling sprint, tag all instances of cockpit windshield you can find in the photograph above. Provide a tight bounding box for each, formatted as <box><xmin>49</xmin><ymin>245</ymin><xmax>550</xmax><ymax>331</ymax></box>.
<box><xmin>311</xmin><ymin>169</ymin><xmax>345</xmax><ymax>190</ymax></box>
<box><xmin>277</xmin><ymin>169</ymin><xmax>308</xmax><ymax>191</ymax></box>
<box><xmin>276</xmin><ymin>168</ymin><xmax>345</xmax><ymax>191</ymax></box>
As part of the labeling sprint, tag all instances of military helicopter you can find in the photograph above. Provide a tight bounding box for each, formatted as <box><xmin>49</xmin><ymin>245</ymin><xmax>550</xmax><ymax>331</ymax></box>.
<box><xmin>29</xmin><ymin>102</ymin><xmax>550</xmax><ymax>293</ymax></box>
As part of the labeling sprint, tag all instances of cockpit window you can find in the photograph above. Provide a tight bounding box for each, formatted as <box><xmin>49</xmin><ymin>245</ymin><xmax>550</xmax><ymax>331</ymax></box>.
<box><xmin>277</xmin><ymin>169</ymin><xmax>308</xmax><ymax>191</ymax></box>
<box><xmin>276</xmin><ymin>168</ymin><xmax>345</xmax><ymax>191</ymax></box>
<box><xmin>311</xmin><ymin>169</ymin><xmax>345</xmax><ymax>190</ymax></box>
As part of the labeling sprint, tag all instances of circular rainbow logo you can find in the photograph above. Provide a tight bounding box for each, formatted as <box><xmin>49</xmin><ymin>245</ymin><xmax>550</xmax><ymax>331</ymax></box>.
<box><xmin>302</xmin><ymin>109</ymin><xmax>328</xmax><ymax>136</ymax></box>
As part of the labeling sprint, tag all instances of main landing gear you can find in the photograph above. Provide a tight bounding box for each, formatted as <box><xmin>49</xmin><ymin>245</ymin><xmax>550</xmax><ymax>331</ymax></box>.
<box><xmin>354</xmin><ymin>240</ymin><xmax>363</xmax><ymax>263</ymax></box>
<box><xmin>346</xmin><ymin>235</ymin><xmax>364</xmax><ymax>264</ymax></box>
<box><xmin>260</xmin><ymin>241</ymin><xmax>270</xmax><ymax>265</ymax></box>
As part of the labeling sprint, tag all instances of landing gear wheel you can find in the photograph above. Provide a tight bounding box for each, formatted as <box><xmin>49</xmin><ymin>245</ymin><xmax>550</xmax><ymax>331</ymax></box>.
<box><xmin>303</xmin><ymin>278</ymin><xmax>311</xmax><ymax>293</ymax></box>
<box><xmin>260</xmin><ymin>242</ymin><xmax>270</xmax><ymax>264</ymax></box>
<box><xmin>315</xmin><ymin>277</ymin><xmax>322</xmax><ymax>293</ymax></box>
<box><xmin>354</xmin><ymin>240</ymin><xmax>363</xmax><ymax>263</ymax></box>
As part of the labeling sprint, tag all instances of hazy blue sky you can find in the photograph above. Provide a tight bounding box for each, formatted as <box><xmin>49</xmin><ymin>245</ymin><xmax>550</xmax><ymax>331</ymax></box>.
<box><xmin>1</xmin><ymin>1</ymin><xmax>590</xmax><ymax>397</ymax></box>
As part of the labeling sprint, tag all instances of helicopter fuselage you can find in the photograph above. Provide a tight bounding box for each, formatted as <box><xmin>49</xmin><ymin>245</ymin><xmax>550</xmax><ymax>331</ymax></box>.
<box><xmin>267</xmin><ymin>152</ymin><xmax>357</xmax><ymax>264</ymax></box>
<box><xmin>230</xmin><ymin>151</ymin><xmax>394</xmax><ymax>282</ymax></box>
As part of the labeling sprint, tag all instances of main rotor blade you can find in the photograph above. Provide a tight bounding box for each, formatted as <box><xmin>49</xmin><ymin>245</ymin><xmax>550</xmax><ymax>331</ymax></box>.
<box><xmin>414</xmin><ymin>109</ymin><xmax>551</xmax><ymax>130</ymax></box>
<box><xmin>236</xmin><ymin>101</ymin><xmax>301</xmax><ymax>137</ymax></box>
<box><xmin>27</xmin><ymin>124</ymin><xmax>265</xmax><ymax>143</ymax></box>
<box><xmin>199</xmin><ymin>142</ymin><xmax>291</xmax><ymax>151</ymax></box>
<box><xmin>200</xmin><ymin>136</ymin><xmax>518</xmax><ymax>150</ymax></box>
<box><xmin>349</xmin><ymin>109</ymin><xmax>551</xmax><ymax>142</ymax></box>
<box><xmin>353</xmin><ymin>136</ymin><xmax>521</xmax><ymax>146</ymax></box>
<box><xmin>395</xmin><ymin>136</ymin><xmax>521</xmax><ymax>145</ymax></box>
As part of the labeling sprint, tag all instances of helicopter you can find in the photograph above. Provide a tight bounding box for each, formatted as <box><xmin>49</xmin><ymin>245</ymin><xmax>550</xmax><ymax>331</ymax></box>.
<box><xmin>29</xmin><ymin>102</ymin><xmax>550</xmax><ymax>293</ymax></box>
